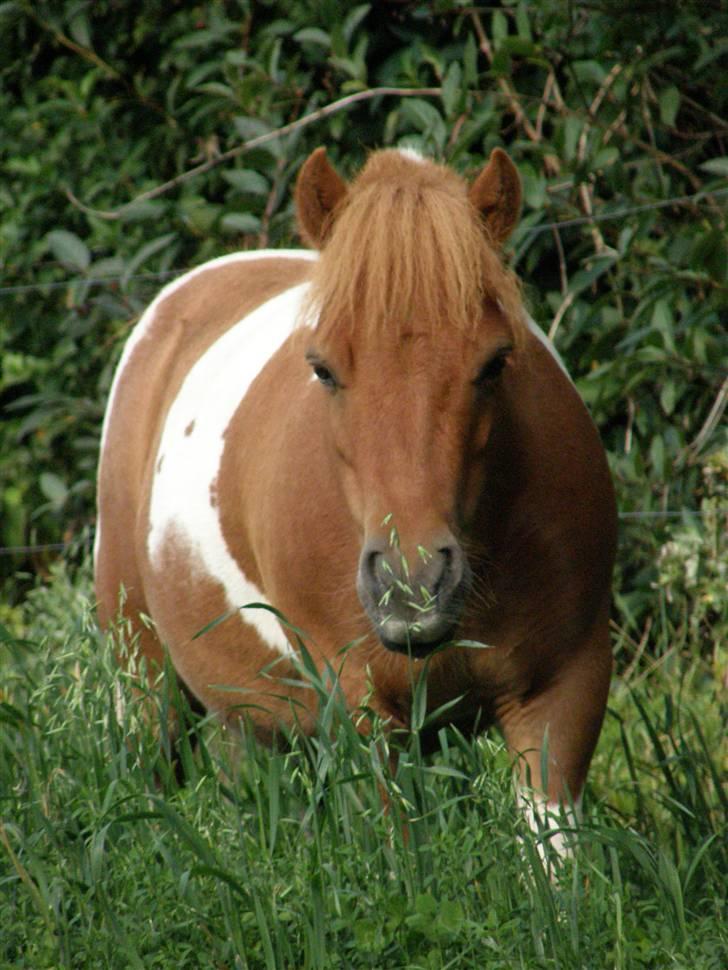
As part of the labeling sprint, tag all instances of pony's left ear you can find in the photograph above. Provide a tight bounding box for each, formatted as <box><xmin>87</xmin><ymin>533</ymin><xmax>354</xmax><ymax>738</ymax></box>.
<box><xmin>469</xmin><ymin>148</ymin><xmax>522</xmax><ymax>245</ymax></box>
<box><xmin>295</xmin><ymin>147</ymin><xmax>348</xmax><ymax>249</ymax></box>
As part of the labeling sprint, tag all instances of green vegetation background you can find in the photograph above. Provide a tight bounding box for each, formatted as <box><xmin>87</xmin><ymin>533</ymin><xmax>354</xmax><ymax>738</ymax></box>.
<box><xmin>0</xmin><ymin>2</ymin><xmax>726</xmax><ymax>967</ymax></box>
<box><xmin>1</xmin><ymin>0</ymin><xmax>726</xmax><ymax>656</ymax></box>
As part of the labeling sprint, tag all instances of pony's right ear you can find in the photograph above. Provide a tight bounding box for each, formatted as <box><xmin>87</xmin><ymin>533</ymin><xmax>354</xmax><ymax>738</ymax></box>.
<box><xmin>295</xmin><ymin>147</ymin><xmax>348</xmax><ymax>249</ymax></box>
<box><xmin>469</xmin><ymin>148</ymin><xmax>522</xmax><ymax>245</ymax></box>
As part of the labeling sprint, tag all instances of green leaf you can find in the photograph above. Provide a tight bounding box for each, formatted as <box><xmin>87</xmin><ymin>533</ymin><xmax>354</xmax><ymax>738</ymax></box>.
<box><xmin>342</xmin><ymin>5</ymin><xmax>371</xmax><ymax>45</ymax></box>
<box><xmin>39</xmin><ymin>472</ymin><xmax>68</xmax><ymax>508</ymax></box>
<box><xmin>45</xmin><ymin>230</ymin><xmax>90</xmax><ymax>272</ymax></box>
<box><xmin>520</xmin><ymin>166</ymin><xmax>547</xmax><ymax>209</ymax></box>
<box><xmin>353</xmin><ymin>917</ymin><xmax>382</xmax><ymax>952</ymax></box>
<box><xmin>463</xmin><ymin>32</ymin><xmax>478</xmax><ymax>87</ymax></box>
<box><xmin>515</xmin><ymin>3</ymin><xmax>533</xmax><ymax>41</ymax></box>
<box><xmin>651</xmin><ymin>299</ymin><xmax>677</xmax><ymax>354</ymax></box>
<box><xmin>441</xmin><ymin>61</ymin><xmax>463</xmax><ymax>118</ymax></box>
<box><xmin>572</xmin><ymin>59</ymin><xmax>607</xmax><ymax>85</ymax></box>
<box><xmin>233</xmin><ymin>116</ymin><xmax>274</xmax><ymax>141</ymax></box>
<box><xmin>491</xmin><ymin>48</ymin><xmax>512</xmax><ymax>77</ymax></box>
<box><xmin>658</xmin><ymin>86</ymin><xmax>680</xmax><ymax>127</ymax></box>
<box><xmin>563</xmin><ymin>116</ymin><xmax>582</xmax><ymax>162</ymax></box>
<box><xmin>178</xmin><ymin>199</ymin><xmax>220</xmax><ymax>234</ymax></box>
<box><xmin>438</xmin><ymin>898</ymin><xmax>464</xmax><ymax>934</ymax></box>
<box><xmin>699</xmin><ymin>156</ymin><xmax>728</xmax><ymax>177</ymax></box>
<box><xmin>117</xmin><ymin>200</ymin><xmax>167</xmax><ymax>223</ymax></box>
<box><xmin>568</xmin><ymin>256</ymin><xmax>617</xmax><ymax>298</ymax></box>
<box><xmin>220</xmin><ymin>213</ymin><xmax>261</xmax><ymax>234</ymax></box>
<box><xmin>193</xmin><ymin>82</ymin><xmax>235</xmax><ymax>99</ymax></box>
<box><xmin>68</xmin><ymin>12</ymin><xmax>91</xmax><ymax>48</ymax></box>
<box><xmin>222</xmin><ymin>169</ymin><xmax>270</xmax><ymax>196</ymax></box>
<box><xmin>660</xmin><ymin>381</ymin><xmax>677</xmax><ymax>416</ymax></box>
<box><xmin>491</xmin><ymin>9</ymin><xmax>508</xmax><ymax>44</ymax></box>
<box><xmin>122</xmin><ymin>233</ymin><xmax>176</xmax><ymax>286</ymax></box>
<box><xmin>500</xmin><ymin>37</ymin><xmax>539</xmax><ymax>58</ymax></box>
<box><xmin>400</xmin><ymin>98</ymin><xmax>447</xmax><ymax>151</ymax></box>
<box><xmin>415</xmin><ymin>892</ymin><xmax>438</xmax><ymax>918</ymax></box>
<box><xmin>593</xmin><ymin>146</ymin><xmax>619</xmax><ymax>169</ymax></box>
<box><xmin>293</xmin><ymin>27</ymin><xmax>330</xmax><ymax>48</ymax></box>
<box><xmin>690</xmin><ymin>228</ymin><xmax>728</xmax><ymax>283</ymax></box>
<box><xmin>649</xmin><ymin>436</ymin><xmax>666</xmax><ymax>477</ymax></box>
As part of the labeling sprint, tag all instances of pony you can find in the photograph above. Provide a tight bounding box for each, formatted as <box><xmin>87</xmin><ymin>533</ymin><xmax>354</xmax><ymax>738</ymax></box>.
<box><xmin>95</xmin><ymin>146</ymin><xmax>616</xmax><ymax>847</ymax></box>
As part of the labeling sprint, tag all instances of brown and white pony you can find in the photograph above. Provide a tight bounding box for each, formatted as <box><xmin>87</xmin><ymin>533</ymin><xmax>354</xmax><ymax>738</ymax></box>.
<box><xmin>95</xmin><ymin>146</ymin><xmax>616</xmax><ymax>847</ymax></box>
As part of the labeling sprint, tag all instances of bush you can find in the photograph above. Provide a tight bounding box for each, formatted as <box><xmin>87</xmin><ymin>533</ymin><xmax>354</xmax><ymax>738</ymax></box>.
<box><xmin>1</xmin><ymin>1</ymin><xmax>726</xmax><ymax>664</ymax></box>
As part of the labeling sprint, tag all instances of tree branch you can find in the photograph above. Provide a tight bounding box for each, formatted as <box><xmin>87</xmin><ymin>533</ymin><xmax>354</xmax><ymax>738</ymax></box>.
<box><xmin>65</xmin><ymin>86</ymin><xmax>441</xmax><ymax>221</ymax></box>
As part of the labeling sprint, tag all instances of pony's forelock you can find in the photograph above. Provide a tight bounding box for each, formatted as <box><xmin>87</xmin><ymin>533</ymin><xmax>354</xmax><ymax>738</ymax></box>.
<box><xmin>302</xmin><ymin>151</ymin><xmax>526</xmax><ymax>349</ymax></box>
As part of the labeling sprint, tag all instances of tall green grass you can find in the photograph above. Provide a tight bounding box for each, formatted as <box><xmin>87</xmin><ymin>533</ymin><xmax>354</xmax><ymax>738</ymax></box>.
<box><xmin>1</xmin><ymin>562</ymin><xmax>725</xmax><ymax>969</ymax></box>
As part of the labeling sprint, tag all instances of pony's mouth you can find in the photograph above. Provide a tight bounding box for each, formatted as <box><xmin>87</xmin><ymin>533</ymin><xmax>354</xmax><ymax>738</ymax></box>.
<box><xmin>379</xmin><ymin>632</ymin><xmax>456</xmax><ymax>659</ymax></box>
<box><xmin>375</xmin><ymin>615</ymin><xmax>460</xmax><ymax>658</ymax></box>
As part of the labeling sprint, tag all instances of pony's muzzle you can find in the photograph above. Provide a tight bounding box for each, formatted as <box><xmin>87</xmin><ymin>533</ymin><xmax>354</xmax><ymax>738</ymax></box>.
<box><xmin>356</xmin><ymin>533</ymin><xmax>470</xmax><ymax>657</ymax></box>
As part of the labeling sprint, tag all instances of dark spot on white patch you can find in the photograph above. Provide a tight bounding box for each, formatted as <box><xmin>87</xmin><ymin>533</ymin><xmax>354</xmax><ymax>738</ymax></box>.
<box><xmin>156</xmin><ymin>454</ymin><xmax>164</xmax><ymax>474</ymax></box>
<box><xmin>184</xmin><ymin>420</ymin><xmax>195</xmax><ymax>437</ymax></box>
<box><xmin>209</xmin><ymin>480</ymin><xmax>218</xmax><ymax>508</ymax></box>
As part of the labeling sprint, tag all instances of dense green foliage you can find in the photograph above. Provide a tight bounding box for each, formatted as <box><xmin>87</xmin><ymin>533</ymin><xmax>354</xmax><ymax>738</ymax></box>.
<box><xmin>1</xmin><ymin>3</ymin><xmax>726</xmax><ymax>965</ymax></box>
<box><xmin>2</xmin><ymin>0</ymin><xmax>726</xmax><ymax>648</ymax></box>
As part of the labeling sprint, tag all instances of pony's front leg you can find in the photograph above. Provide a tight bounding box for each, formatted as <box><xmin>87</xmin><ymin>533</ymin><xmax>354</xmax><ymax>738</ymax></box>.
<box><xmin>499</xmin><ymin>627</ymin><xmax>612</xmax><ymax>865</ymax></box>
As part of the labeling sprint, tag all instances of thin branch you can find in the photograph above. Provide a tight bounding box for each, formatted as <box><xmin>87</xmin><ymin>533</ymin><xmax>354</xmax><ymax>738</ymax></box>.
<box><xmin>24</xmin><ymin>5</ymin><xmax>121</xmax><ymax>80</ymax></box>
<box><xmin>620</xmin><ymin>615</ymin><xmax>654</xmax><ymax>684</ymax></box>
<box><xmin>683</xmin><ymin>376</ymin><xmax>728</xmax><ymax>465</ymax></box>
<box><xmin>536</xmin><ymin>70</ymin><xmax>559</xmax><ymax>140</ymax></box>
<box><xmin>551</xmin><ymin>224</ymin><xmax>568</xmax><ymax>296</ymax></box>
<box><xmin>66</xmin><ymin>86</ymin><xmax>441</xmax><ymax>221</ymax></box>
<box><xmin>577</xmin><ymin>62</ymin><xmax>623</xmax><ymax>255</ymax></box>
<box><xmin>548</xmin><ymin>289</ymin><xmax>575</xmax><ymax>342</ymax></box>
<box><xmin>469</xmin><ymin>12</ymin><xmax>541</xmax><ymax>145</ymax></box>
<box><xmin>257</xmin><ymin>155</ymin><xmax>287</xmax><ymax>249</ymax></box>
<box><xmin>625</xmin><ymin>397</ymin><xmax>635</xmax><ymax>455</ymax></box>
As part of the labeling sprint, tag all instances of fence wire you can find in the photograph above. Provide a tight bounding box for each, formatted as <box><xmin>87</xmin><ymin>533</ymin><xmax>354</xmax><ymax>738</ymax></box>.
<box><xmin>1</xmin><ymin>186</ymin><xmax>726</xmax><ymax>299</ymax></box>
<box><xmin>2</xmin><ymin>181</ymin><xmax>725</xmax><ymax>560</ymax></box>
<box><xmin>1</xmin><ymin>506</ymin><xmax>723</xmax><ymax>558</ymax></box>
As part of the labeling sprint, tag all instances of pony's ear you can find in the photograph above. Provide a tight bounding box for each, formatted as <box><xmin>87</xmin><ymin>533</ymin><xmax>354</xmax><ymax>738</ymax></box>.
<box><xmin>295</xmin><ymin>147</ymin><xmax>348</xmax><ymax>249</ymax></box>
<box><xmin>469</xmin><ymin>148</ymin><xmax>522</xmax><ymax>245</ymax></box>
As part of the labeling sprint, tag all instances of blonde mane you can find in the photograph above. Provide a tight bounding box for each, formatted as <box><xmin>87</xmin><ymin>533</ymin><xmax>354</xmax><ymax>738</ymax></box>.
<box><xmin>305</xmin><ymin>151</ymin><xmax>526</xmax><ymax>347</ymax></box>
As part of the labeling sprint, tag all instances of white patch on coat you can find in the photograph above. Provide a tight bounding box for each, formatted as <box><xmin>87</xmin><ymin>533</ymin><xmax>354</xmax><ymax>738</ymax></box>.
<box><xmin>397</xmin><ymin>146</ymin><xmax>426</xmax><ymax>164</ymax></box>
<box><xmin>95</xmin><ymin>250</ymin><xmax>316</xmax><ymax>573</ymax></box>
<box><xmin>517</xmin><ymin>789</ymin><xmax>582</xmax><ymax>866</ymax></box>
<box><xmin>147</xmin><ymin>279</ymin><xmax>314</xmax><ymax>658</ymax></box>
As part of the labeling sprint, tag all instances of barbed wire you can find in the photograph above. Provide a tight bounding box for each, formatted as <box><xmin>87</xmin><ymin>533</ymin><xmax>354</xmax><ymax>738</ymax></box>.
<box><xmin>1</xmin><ymin>186</ymin><xmax>726</xmax><ymax>299</ymax></box>
<box><xmin>2</xmin><ymin>175</ymin><xmax>725</xmax><ymax>560</ymax></box>
<box><xmin>522</xmin><ymin>185</ymin><xmax>728</xmax><ymax>234</ymax></box>
<box><xmin>0</xmin><ymin>269</ymin><xmax>182</xmax><ymax>296</ymax></box>
<box><xmin>0</xmin><ymin>543</ymin><xmax>71</xmax><ymax>557</ymax></box>
<box><xmin>1</xmin><ymin>507</ymin><xmax>723</xmax><ymax>558</ymax></box>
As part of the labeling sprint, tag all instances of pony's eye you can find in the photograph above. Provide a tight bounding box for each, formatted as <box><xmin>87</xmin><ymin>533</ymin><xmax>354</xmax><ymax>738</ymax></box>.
<box><xmin>474</xmin><ymin>349</ymin><xmax>511</xmax><ymax>387</ymax></box>
<box><xmin>313</xmin><ymin>364</ymin><xmax>337</xmax><ymax>389</ymax></box>
<box><xmin>305</xmin><ymin>349</ymin><xmax>340</xmax><ymax>391</ymax></box>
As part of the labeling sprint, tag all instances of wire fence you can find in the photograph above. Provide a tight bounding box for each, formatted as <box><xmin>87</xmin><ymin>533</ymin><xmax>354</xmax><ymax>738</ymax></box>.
<box><xmin>2</xmin><ymin>168</ymin><xmax>725</xmax><ymax>562</ymax></box>
<box><xmin>1</xmin><ymin>505</ymin><xmax>723</xmax><ymax>558</ymax></box>
<box><xmin>1</xmin><ymin>186</ymin><xmax>726</xmax><ymax>299</ymax></box>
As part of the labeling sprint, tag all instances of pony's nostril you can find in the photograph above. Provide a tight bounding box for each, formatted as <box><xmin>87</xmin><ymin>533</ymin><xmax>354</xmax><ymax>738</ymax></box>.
<box><xmin>358</xmin><ymin>541</ymin><xmax>389</xmax><ymax>599</ymax></box>
<box><xmin>433</xmin><ymin>542</ymin><xmax>467</xmax><ymax>598</ymax></box>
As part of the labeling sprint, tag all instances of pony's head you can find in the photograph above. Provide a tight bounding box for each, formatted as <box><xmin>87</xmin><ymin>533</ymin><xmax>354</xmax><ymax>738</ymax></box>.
<box><xmin>296</xmin><ymin>147</ymin><xmax>525</xmax><ymax>656</ymax></box>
